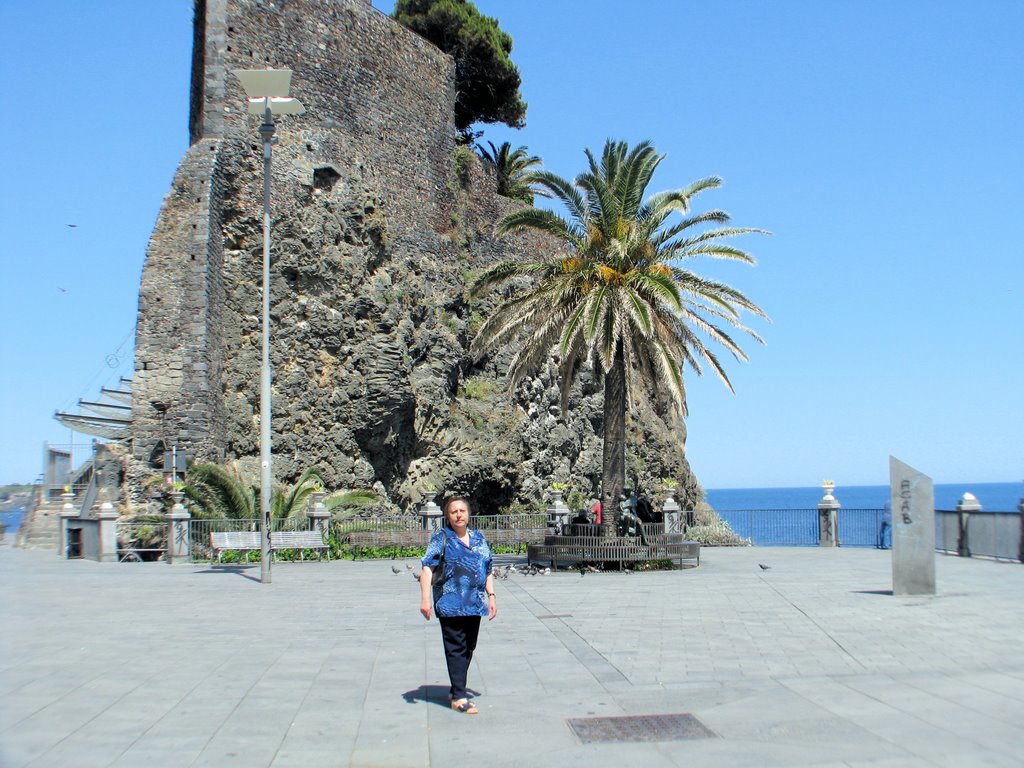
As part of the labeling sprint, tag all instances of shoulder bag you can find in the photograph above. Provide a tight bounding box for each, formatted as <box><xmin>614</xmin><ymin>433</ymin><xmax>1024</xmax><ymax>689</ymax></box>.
<box><xmin>430</xmin><ymin>532</ymin><xmax>447</xmax><ymax>586</ymax></box>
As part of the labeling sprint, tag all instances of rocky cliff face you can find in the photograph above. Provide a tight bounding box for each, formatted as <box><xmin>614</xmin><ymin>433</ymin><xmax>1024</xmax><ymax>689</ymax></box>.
<box><xmin>131</xmin><ymin>0</ymin><xmax>701</xmax><ymax>514</ymax></box>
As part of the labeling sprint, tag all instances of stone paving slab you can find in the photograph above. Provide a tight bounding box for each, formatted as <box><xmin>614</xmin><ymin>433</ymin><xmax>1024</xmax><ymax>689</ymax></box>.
<box><xmin>1</xmin><ymin>543</ymin><xmax>1022</xmax><ymax>767</ymax></box>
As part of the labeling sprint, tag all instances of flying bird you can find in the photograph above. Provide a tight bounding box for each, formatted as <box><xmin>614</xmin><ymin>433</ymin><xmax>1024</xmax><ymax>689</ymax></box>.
<box><xmin>67</xmin><ymin>224</ymin><xmax>78</xmax><ymax>228</ymax></box>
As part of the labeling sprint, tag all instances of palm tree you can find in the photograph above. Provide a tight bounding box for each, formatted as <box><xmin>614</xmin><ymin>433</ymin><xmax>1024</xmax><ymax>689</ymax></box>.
<box><xmin>470</xmin><ymin>139</ymin><xmax>768</xmax><ymax>537</ymax></box>
<box><xmin>178</xmin><ymin>462</ymin><xmax>255</xmax><ymax>520</ymax></box>
<box><xmin>180</xmin><ymin>463</ymin><xmax>375</xmax><ymax>524</ymax></box>
<box><xmin>477</xmin><ymin>141</ymin><xmax>548</xmax><ymax>204</ymax></box>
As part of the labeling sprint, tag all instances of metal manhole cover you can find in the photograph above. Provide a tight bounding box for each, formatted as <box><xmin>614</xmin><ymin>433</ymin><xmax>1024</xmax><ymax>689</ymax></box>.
<box><xmin>567</xmin><ymin>713</ymin><xmax>716</xmax><ymax>744</ymax></box>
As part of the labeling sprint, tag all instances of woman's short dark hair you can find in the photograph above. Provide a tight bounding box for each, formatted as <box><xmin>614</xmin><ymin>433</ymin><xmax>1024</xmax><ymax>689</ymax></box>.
<box><xmin>443</xmin><ymin>495</ymin><xmax>472</xmax><ymax>514</ymax></box>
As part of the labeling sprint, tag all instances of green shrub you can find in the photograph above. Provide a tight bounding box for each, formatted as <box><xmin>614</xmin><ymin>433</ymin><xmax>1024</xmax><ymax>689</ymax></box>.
<box><xmin>461</xmin><ymin>377</ymin><xmax>498</xmax><ymax>399</ymax></box>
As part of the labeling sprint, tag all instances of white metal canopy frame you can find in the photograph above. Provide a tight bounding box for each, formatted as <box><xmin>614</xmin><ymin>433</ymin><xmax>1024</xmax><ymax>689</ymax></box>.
<box><xmin>231</xmin><ymin>68</ymin><xmax>305</xmax><ymax>585</ymax></box>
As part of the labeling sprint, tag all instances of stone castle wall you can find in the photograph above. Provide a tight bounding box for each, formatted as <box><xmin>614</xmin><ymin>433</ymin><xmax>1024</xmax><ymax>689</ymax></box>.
<box><xmin>132</xmin><ymin>0</ymin><xmax>700</xmax><ymax>512</ymax></box>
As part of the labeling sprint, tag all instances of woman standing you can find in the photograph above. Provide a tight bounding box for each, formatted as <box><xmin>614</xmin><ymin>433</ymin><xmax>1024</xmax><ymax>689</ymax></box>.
<box><xmin>419</xmin><ymin>496</ymin><xmax>497</xmax><ymax>714</ymax></box>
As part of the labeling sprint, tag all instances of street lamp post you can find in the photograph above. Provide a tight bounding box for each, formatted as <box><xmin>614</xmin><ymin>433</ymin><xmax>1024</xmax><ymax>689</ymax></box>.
<box><xmin>232</xmin><ymin>69</ymin><xmax>304</xmax><ymax>584</ymax></box>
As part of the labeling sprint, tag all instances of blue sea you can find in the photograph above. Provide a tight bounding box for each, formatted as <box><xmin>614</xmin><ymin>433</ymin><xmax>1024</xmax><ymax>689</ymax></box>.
<box><xmin>705</xmin><ymin>482</ymin><xmax>1022</xmax><ymax>548</ymax></box>
<box><xmin>705</xmin><ymin>482</ymin><xmax>1022</xmax><ymax>513</ymax></box>
<box><xmin>0</xmin><ymin>508</ymin><xmax>26</xmax><ymax>537</ymax></box>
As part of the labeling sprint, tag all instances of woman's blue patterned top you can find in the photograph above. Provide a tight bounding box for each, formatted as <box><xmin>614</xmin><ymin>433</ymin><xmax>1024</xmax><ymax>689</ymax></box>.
<box><xmin>422</xmin><ymin>528</ymin><xmax>493</xmax><ymax>617</ymax></box>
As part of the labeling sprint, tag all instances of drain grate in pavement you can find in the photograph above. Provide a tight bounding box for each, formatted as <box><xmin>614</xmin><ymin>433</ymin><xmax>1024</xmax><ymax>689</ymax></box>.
<box><xmin>567</xmin><ymin>713</ymin><xmax>716</xmax><ymax>744</ymax></box>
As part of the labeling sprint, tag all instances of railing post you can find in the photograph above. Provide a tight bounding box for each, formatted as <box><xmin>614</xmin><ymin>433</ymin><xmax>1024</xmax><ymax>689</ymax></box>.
<box><xmin>166</xmin><ymin>491</ymin><xmax>192</xmax><ymax>564</ymax></box>
<box><xmin>955</xmin><ymin>492</ymin><xmax>981</xmax><ymax>558</ymax></box>
<box><xmin>307</xmin><ymin>491</ymin><xmax>330</xmax><ymax>539</ymax></box>
<box><xmin>95</xmin><ymin>501</ymin><xmax>119</xmax><ymax>563</ymax></box>
<box><xmin>58</xmin><ymin>490</ymin><xmax>76</xmax><ymax>558</ymax></box>
<box><xmin>547</xmin><ymin>489</ymin><xmax>570</xmax><ymax>533</ymax></box>
<box><xmin>661</xmin><ymin>487</ymin><xmax>681</xmax><ymax>533</ymax></box>
<box><xmin>420</xmin><ymin>494</ymin><xmax>443</xmax><ymax>532</ymax></box>
<box><xmin>1018</xmin><ymin>496</ymin><xmax>1023</xmax><ymax>564</ymax></box>
<box><xmin>818</xmin><ymin>483</ymin><xmax>840</xmax><ymax>547</ymax></box>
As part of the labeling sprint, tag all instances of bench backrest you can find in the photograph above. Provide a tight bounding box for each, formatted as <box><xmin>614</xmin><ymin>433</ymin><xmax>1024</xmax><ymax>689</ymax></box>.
<box><xmin>210</xmin><ymin>530</ymin><xmax>260</xmax><ymax>548</ymax></box>
<box><xmin>272</xmin><ymin>530</ymin><xmax>326</xmax><ymax>547</ymax></box>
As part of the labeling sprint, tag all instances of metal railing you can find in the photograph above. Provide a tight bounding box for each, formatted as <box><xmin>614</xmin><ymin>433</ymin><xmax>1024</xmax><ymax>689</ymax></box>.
<box><xmin>471</xmin><ymin>513</ymin><xmax>548</xmax><ymax>546</ymax></box>
<box><xmin>715</xmin><ymin>507</ymin><xmax>1021</xmax><ymax>561</ymax></box>
<box><xmin>716</xmin><ymin>508</ymin><xmax>820</xmax><ymax>546</ymax></box>
<box><xmin>331</xmin><ymin>515</ymin><xmax>426</xmax><ymax>536</ymax></box>
<box><xmin>102</xmin><ymin>506</ymin><xmax>1021</xmax><ymax>563</ymax></box>
<box><xmin>936</xmin><ymin>509</ymin><xmax>1021</xmax><ymax>562</ymax></box>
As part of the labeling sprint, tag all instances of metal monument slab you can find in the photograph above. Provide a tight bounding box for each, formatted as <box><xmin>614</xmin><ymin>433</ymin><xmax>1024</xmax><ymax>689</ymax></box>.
<box><xmin>889</xmin><ymin>456</ymin><xmax>936</xmax><ymax>595</ymax></box>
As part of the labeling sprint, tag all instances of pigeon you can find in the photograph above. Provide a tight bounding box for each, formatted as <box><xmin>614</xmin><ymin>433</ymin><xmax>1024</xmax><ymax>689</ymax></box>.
<box><xmin>391</xmin><ymin>565</ymin><xmax>402</xmax><ymax>574</ymax></box>
<box><xmin>406</xmin><ymin>564</ymin><xmax>413</xmax><ymax>570</ymax></box>
<box><xmin>758</xmin><ymin>563</ymin><xmax>771</xmax><ymax>571</ymax></box>
<box><xmin>412</xmin><ymin>571</ymin><xmax>422</xmax><ymax>581</ymax></box>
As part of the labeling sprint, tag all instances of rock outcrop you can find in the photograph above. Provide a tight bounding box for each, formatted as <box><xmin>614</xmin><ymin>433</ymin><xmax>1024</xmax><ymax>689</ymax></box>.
<box><xmin>131</xmin><ymin>0</ymin><xmax>701</xmax><ymax>514</ymax></box>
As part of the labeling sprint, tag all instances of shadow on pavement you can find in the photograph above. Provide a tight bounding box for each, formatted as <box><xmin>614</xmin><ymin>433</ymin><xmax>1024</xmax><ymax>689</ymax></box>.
<box><xmin>401</xmin><ymin>684</ymin><xmax>480</xmax><ymax>708</ymax></box>
<box><xmin>193</xmin><ymin>565</ymin><xmax>263</xmax><ymax>583</ymax></box>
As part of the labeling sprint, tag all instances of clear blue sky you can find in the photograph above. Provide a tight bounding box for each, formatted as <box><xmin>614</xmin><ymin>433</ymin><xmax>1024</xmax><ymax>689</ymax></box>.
<box><xmin>1</xmin><ymin>1</ymin><xmax>1021</xmax><ymax>489</ymax></box>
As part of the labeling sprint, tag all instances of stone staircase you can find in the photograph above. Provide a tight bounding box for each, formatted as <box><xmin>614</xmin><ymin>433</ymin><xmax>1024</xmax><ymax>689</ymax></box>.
<box><xmin>15</xmin><ymin>498</ymin><xmax>63</xmax><ymax>553</ymax></box>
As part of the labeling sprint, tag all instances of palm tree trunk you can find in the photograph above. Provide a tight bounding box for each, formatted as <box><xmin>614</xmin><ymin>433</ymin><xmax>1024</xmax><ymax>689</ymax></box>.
<box><xmin>600</xmin><ymin>343</ymin><xmax>626</xmax><ymax>539</ymax></box>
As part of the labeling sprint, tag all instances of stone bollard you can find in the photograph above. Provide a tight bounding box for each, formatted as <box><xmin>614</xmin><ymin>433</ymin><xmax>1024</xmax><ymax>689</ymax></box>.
<box><xmin>166</xmin><ymin>491</ymin><xmax>192</xmax><ymax>564</ymax></box>
<box><xmin>661</xmin><ymin>487</ymin><xmax>682</xmax><ymax>534</ymax></box>
<box><xmin>818</xmin><ymin>483</ymin><xmax>841</xmax><ymax>547</ymax></box>
<box><xmin>306</xmin><ymin>491</ymin><xmax>330</xmax><ymax>541</ymax></box>
<box><xmin>96</xmin><ymin>501</ymin><xmax>120</xmax><ymax>563</ymax></box>
<box><xmin>1018</xmin><ymin>496</ymin><xmax>1024</xmax><ymax>564</ymax></box>
<box><xmin>420</xmin><ymin>494</ymin><xmax>443</xmax><ymax>532</ymax></box>
<box><xmin>955</xmin><ymin>492</ymin><xmax>981</xmax><ymax>558</ymax></box>
<box><xmin>547</xmin><ymin>489</ymin><xmax>570</xmax><ymax>533</ymax></box>
<box><xmin>58</xmin><ymin>490</ymin><xmax>77</xmax><ymax>558</ymax></box>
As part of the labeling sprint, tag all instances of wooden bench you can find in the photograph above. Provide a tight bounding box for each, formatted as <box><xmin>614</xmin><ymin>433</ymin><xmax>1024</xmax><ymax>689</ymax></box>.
<box><xmin>475</xmin><ymin>527</ymin><xmax>549</xmax><ymax>546</ymax></box>
<box><xmin>210</xmin><ymin>530</ymin><xmax>329</xmax><ymax>562</ymax></box>
<box><xmin>346</xmin><ymin>529</ymin><xmax>432</xmax><ymax>556</ymax></box>
<box><xmin>272</xmin><ymin>530</ymin><xmax>330</xmax><ymax>561</ymax></box>
<box><xmin>527</xmin><ymin>535</ymin><xmax>700</xmax><ymax>570</ymax></box>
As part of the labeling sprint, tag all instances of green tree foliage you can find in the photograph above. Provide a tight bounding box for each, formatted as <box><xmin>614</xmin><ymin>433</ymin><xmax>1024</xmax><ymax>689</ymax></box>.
<box><xmin>470</xmin><ymin>140</ymin><xmax>768</xmax><ymax>536</ymax></box>
<box><xmin>392</xmin><ymin>0</ymin><xmax>526</xmax><ymax>133</ymax></box>
<box><xmin>179</xmin><ymin>463</ymin><xmax>375</xmax><ymax>521</ymax></box>
<box><xmin>178</xmin><ymin>462</ymin><xmax>255</xmax><ymax>520</ymax></box>
<box><xmin>477</xmin><ymin>141</ymin><xmax>548</xmax><ymax>204</ymax></box>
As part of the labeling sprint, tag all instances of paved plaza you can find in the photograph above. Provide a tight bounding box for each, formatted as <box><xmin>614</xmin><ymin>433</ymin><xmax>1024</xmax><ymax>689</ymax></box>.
<box><xmin>2</xmin><ymin>541</ymin><xmax>1022</xmax><ymax>767</ymax></box>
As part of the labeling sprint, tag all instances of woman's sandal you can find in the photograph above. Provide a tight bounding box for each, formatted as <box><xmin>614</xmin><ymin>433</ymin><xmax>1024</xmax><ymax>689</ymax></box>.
<box><xmin>450</xmin><ymin>698</ymin><xmax>478</xmax><ymax>714</ymax></box>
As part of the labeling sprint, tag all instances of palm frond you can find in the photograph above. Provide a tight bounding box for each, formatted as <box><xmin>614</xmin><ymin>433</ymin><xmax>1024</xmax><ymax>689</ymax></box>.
<box><xmin>474</xmin><ymin>138</ymin><xmax>767</xmax><ymax>449</ymax></box>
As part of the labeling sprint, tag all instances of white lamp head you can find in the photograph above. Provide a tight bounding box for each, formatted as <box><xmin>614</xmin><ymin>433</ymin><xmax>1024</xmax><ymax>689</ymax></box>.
<box><xmin>232</xmin><ymin>69</ymin><xmax>305</xmax><ymax>116</ymax></box>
